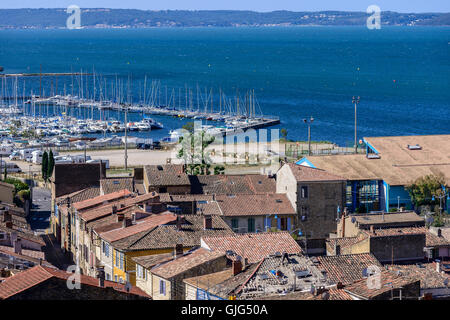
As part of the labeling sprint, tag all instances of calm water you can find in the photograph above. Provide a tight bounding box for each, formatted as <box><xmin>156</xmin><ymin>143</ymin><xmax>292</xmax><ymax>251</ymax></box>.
<box><xmin>0</xmin><ymin>27</ymin><xmax>449</xmax><ymax>144</ymax></box>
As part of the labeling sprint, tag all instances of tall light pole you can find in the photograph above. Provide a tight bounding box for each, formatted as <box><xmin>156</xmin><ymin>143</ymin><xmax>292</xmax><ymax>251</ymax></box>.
<box><xmin>303</xmin><ymin>116</ymin><xmax>314</xmax><ymax>156</ymax></box>
<box><xmin>352</xmin><ymin>96</ymin><xmax>360</xmax><ymax>154</ymax></box>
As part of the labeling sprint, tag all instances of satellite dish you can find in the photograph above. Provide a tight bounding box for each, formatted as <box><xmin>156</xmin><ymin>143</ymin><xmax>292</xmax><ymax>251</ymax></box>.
<box><xmin>351</xmin><ymin>217</ymin><xmax>356</xmax><ymax>223</ymax></box>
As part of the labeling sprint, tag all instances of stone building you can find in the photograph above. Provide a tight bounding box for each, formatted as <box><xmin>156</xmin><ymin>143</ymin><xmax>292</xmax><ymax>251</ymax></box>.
<box><xmin>276</xmin><ymin>162</ymin><xmax>346</xmax><ymax>238</ymax></box>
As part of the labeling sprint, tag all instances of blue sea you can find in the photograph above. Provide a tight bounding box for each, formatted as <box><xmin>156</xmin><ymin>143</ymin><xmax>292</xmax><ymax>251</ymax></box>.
<box><xmin>0</xmin><ymin>26</ymin><xmax>449</xmax><ymax>145</ymax></box>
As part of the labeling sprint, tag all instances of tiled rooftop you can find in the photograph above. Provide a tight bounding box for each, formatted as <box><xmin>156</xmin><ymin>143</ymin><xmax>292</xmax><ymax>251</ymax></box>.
<box><xmin>144</xmin><ymin>164</ymin><xmax>190</xmax><ymax>186</ymax></box>
<box><xmin>99</xmin><ymin>212</ymin><xmax>177</xmax><ymax>243</ymax></box>
<box><xmin>287</xmin><ymin>163</ymin><xmax>345</xmax><ymax>182</ymax></box>
<box><xmin>317</xmin><ymin>253</ymin><xmax>382</xmax><ymax>285</ymax></box>
<box><xmin>202</xmin><ymin>232</ymin><xmax>302</xmax><ymax>263</ymax></box>
<box><xmin>189</xmin><ymin>174</ymin><xmax>276</xmax><ymax>195</ymax></box>
<box><xmin>73</xmin><ymin>189</ymin><xmax>132</xmax><ymax>211</ymax></box>
<box><xmin>214</xmin><ymin>193</ymin><xmax>295</xmax><ymax>217</ymax></box>
<box><xmin>151</xmin><ymin>248</ymin><xmax>225</xmax><ymax>279</ymax></box>
<box><xmin>353</xmin><ymin>211</ymin><xmax>424</xmax><ymax>226</ymax></box>
<box><xmin>344</xmin><ymin>270</ymin><xmax>419</xmax><ymax>299</ymax></box>
<box><xmin>386</xmin><ymin>262</ymin><xmax>450</xmax><ymax>290</ymax></box>
<box><xmin>100</xmin><ymin>178</ymin><xmax>134</xmax><ymax>195</ymax></box>
<box><xmin>112</xmin><ymin>214</ymin><xmax>234</xmax><ymax>251</ymax></box>
<box><xmin>0</xmin><ymin>265</ymin><xmax>150</xmax><ymax>299</ymax></box>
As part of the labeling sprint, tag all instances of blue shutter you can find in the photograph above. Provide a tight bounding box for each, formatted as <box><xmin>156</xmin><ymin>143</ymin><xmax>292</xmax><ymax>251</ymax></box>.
<box><xmin>287</xmin><ymin>217</ymin><xmax>292</xmax><ymax>231</ymax></box>
<box><xmin>277</xmin><ymin>218</ymin><xmax>281</xmax><ymax>230</ymax></box>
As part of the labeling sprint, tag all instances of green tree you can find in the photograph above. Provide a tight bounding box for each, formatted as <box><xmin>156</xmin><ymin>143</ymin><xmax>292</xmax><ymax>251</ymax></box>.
<box><xmin>214</xmin><ymin>165</ymin><xmax>225</xmax><ymax>175</ymax></box>
<box><xmin>47</xmin><ymin>149</ymin><xmax>55</xmax><ymax>180</ymax></box>
<box><xmin>406</xmin><ymin>173</ymin><xmax>446</xmax><ymax>208</ymax></box>
<box><xmin>41</xmin><ymin>151</ymin><xmax>48</xmax><ymax>181</ymax></box>
<box><xmin>177</xmin><ymin>127</ymin><xmax>215</xmax><ymax>175</ymax></box>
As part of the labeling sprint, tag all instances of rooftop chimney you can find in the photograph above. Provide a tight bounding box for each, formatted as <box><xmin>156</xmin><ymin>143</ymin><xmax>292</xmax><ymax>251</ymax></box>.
<box><xmin>203</xmin><ymin>215</ymin><xmax>212</xmax><ymax>230</ymax></box>
<box><xmin>232</xmin><ymin>259</ymin><xmax>243</xmax><ymax>276</ymax></box>
<box><xmin>174</xmin><ymin>243</ymin><xmax>183</xmax><ymax>258</ymax></box>
<box><xmin>112</xmin><ymin>205</ymin><xmax>118</xmax><ymax>215</ymax></box>
<box><xmin>437</xmin><ymin>228</ymin><xmax>442</xmax><ymax>237</ymax></box>
<box><xmin>370</xmin><ymin>225</ymin><xmax>374</xmax><ymax>234</ymax></box>
<box><xmin>131</xmin><ymin>213</ymin><xmax>136</xmax><ymax>224</ymax></box>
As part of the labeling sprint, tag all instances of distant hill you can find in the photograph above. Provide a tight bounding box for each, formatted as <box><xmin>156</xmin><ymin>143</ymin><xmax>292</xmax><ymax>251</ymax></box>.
<box><xmin>0</xmin><ymin>9</ymin><xmax>449</xmax><ymax>29</ymax></box>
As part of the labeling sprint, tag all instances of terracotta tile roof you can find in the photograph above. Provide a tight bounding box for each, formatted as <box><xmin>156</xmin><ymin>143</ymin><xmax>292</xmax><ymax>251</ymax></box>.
<box><xmin>100</xmin><ymin>178</ymin><xmax>134</xmax><ymax>195</ymax></box>
<box><xmin>79</xmin><ymin>192</ymin><xmax>159</xmax><ymax>222</ymax></box>
<box><xmin>0</xmin><ymin>247</ymin><xmax>53</xmax><ymax>268</ymax></box>
<box><xmin>215</xmin><ymin>193</ymin><xmax>295</xmax><ymax>217</ymax></box>
<box><xmin>196</xmin><ymin>200</ymin><xmax>222</xmax><ymax>215</ymax></box>
<box><xmin>202</xmin><ymin>232</ymin><xmax>302</xmax><ymax>263</ymax></box>
<box><xmin>0</xmin><ymin>224</ymin><xmax>45</xmax><ymax>246</ymax></box>
<box><xmin>183</xmin><ymin>268</ymin><xmax>235</xmax><ymax>290</ymax></box>
<box><xmin>144</xmin><ymin>164</ymin><xmax>190</xmax><ymax>186</ymax></box>
<box><xmin>387</xmin><ymin>263</ymin><xmax>450</xmax><ymax>289</ymax></box>
<box><xmin>362</xmin><ymin>227</ymin><xmax>450</xmax><ymax>247</ymax></box>
<box><xmin>55</xmin><ymin>187</ymin><xmax>101</xmax><ymax>206</ymax></box>
<box><xmin>353</xmin><ymin>211</ymin><xmax>424</xmax><ymax>227</ymax></box>
<box><xmin>326</xmin><ymin>236</ymin><xmax>366</xmax><ymax>249</ymax></box>
<box><xmin>187</xmin><ymin>263</ymin><xmax>261</xmax><ymax>299</ymax></box>
<box><xmin>73</xmin><ymin>189</ymin><xmax>132</xmax><ymax>211</ymax></box>
<box><xmin>112</xmin><ymin>214</ymin><xmax>234</xmax><ymax>251</ymax></box>
<box><xmin>151</xmin><ymin>248</ymin><xmax>226</xmax><ymax>279</ymax></box>
<box><xmin>317</xmin><ymin>254</ymin><xmax>382</xmax><ymax>285</ymax></box>
<box><xmin>287</xmin><ymin>163</ymin><xmax>345</xmax><ymax>182</ymax></box>
<box><xmin>442</xmin><ymin>228</ymin><xmax>450</xmax><ymax>242</ymax></box>
<box><xmin>159</xmin><ymin>193</ymin><xmax>215</xmax><ymax>203</ymax></box>
<box><xmin>99</xmin><ymin>212</ymin><xmax>177</xmax><ymax>243</ymax></box>
<box><xmin>132</xmin><ymin>252</ymin><xmax>174</xmax><ymax>269</ymax></box>
<box><xmin>0</xmin><ymin>265</ymin><xmax>150</xmax><ymax>299</ymax></box>
<box><xmin>344</xmin><ymin>270</ymin><xmax>419</xmax><ymax>299</ymax></box>
<box><xmin>190</xmin><ymin>174</ymin><xmax>276</xmax><ymax>195</ymax></box>
<box><xmin>88</xmin><ymin>206</ymin><xmax>150</xmax><ymax>233</ymax></box>
<box><xmin>0</xmin><ymin>245</ymin><xmax>45</xmax><ymax>260</ymax></box>
<box><xmin>255</xmin><ymin>287</ymin><xmax>353</xmax><ymax>300</ymax></box>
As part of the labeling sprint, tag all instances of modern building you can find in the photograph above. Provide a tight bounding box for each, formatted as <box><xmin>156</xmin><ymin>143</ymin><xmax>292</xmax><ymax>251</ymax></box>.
<box><xmin>296</xmin><ymin>134</ymin><xmax>450</xmax><ymax>213</ymax></box>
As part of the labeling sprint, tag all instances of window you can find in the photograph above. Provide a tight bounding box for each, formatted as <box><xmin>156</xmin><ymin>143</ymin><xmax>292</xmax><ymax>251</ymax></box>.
<box><xmin>137</xmin><ymin>265</ymin><xmax>144</xmax><ymax>279</ymax></box>
<box><xmin>301</xmin><ymin>186</ymin><xmax>308</xmax><ymax>198</ymax></box>
<box><xmin>300</xmin><ymin>206</ymin><xmax>308</xmax><ymax>221</ymax></box>
<box><xmin>0</xmin><ymin>232</ymin><xmax>6</xmax><ymax>240</ymax></box>
<box><xmin>159</xmin><ymin>187</ymin><xmax>167</xmax><ymax>193</ymax></box>
<box><xmin>119</xmin><ymin>252</ymin><xmax>124</xmax><ymax>270</ymax></box>
<box><xmin>104</xmin><ymin>242</ymin><xmax>110</xmax><ymax>257</ymax></box>
<box><xmin>247</xmin><ymin>218</ymin><xmax>255</xmax><ymax>233</ymax></box>
<box><xmin>231</xmin><ymin>218</ymin><xmax>239</xmax><ymax>232</ymax></box>
<box><xmin>106</xmin><ymin>273</ymin><xmax>111</xmax><ymax>280</ymax></box>
<box><xmin>160</xmin><ymin>280</ymin><xmax>166</xmax><ymax>295</ymax></box>
<box><xmin>114</xmin><ymin>275</ymin><xmax>118</xmax><ymax>282</ymax></box>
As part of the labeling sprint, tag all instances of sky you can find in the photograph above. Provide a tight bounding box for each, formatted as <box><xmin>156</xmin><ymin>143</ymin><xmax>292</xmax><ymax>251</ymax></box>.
<box><xmin>1</xmin><ymin>1</ymin><xmax>449</xmax><ymax>12</ymax></box>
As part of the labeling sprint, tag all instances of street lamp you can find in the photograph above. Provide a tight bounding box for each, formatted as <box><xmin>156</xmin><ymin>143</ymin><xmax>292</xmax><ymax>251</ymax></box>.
<box><xmin>352</xmin><ymin>96</ymin><xmax>360</xmax><ymax>154</ymax></box>
<box><xmin>432</xmin><ymin>188</ymin><xmax>449</xmax><ymax>223</ymax></box>
<box><xmin>303</xmin><ymin>116</ymin><xmax>314</xmax><ymax>156</ymax></box>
